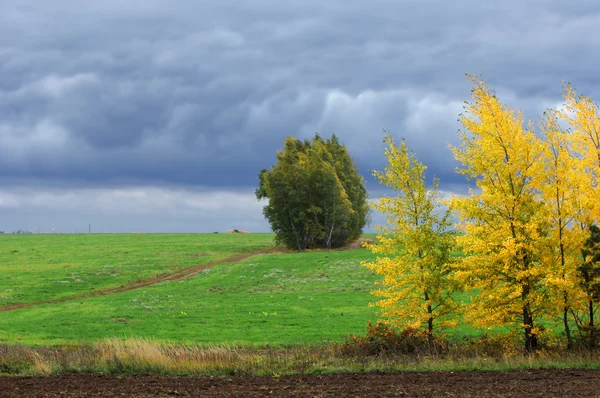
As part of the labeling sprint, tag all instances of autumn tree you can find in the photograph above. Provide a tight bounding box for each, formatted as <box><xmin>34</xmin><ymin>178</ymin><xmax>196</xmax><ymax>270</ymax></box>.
<box><xmin>536</xmin><ymin>110</ymin><xmax>587</xmax><ymax>349</ymax></box>
<box><xmin>556</xmin><ymin>84</ymin><xmax>600</xmax><ymax>346</ymax></box>
<box><xmin>362</xmin><ymin>133</ymin><xmax>458</xmax><ymax>346</ymax></box>
<box><xmin>560</xmin><ymin>84</ymin><xmax>600</xmax><ymax>222</ymax></box>
<box><xmin>449</xmin><ymin>76</ymin><xmax>547</xmax><ymax>352</ymax></box>
<box><xmin>257</xmin><ymin>134</ymin><xmax>368</xmax><ymax>250</ymax></box>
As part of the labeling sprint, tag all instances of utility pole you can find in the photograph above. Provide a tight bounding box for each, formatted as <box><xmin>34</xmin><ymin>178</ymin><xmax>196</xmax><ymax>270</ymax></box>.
<box><xmin>89</xmin><ymin>224</ymin><xmax>91</xmax><ymax>234</ymax></box>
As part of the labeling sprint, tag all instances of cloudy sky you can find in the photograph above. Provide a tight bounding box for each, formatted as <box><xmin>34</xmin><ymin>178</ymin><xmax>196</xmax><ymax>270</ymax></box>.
<box><xmin>1</xmin><ymin>0</ymin><xmax>599</xmax><ymax>233</ymax></box>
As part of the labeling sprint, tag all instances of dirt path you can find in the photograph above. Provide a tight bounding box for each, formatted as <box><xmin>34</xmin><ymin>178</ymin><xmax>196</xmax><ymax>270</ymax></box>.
<box><xmin>1</xmin><ymin>369</ymin><xmax>599</xmax><ymax>397</ymax></box>
<box><xmin>0</xmin><ymin>248</ymin><xmax>280</xmax><ymax>313</ymax></box>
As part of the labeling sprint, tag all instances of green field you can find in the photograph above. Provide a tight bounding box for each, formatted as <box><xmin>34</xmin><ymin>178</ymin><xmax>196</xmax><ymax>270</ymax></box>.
<box><xmin>0</xmin><ymin>234</ymin><xmax>380</xmax><ymax>346</ymax></box>
<box><xmin>3</xmin><ymin>233</ymin><xmax>600</xmax><ymax>377</ymax></box>
<box><xmin>0</xmin><ymin>233</ymin><xmax>274</xmax><ymax>307</ymax></box>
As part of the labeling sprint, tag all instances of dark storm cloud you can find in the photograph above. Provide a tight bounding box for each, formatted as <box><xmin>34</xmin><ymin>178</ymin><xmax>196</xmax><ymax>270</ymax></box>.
<box><xmin>1</xmin><ymin>0</ymin><xmax>600</xmax><ymax>231</ymax></box>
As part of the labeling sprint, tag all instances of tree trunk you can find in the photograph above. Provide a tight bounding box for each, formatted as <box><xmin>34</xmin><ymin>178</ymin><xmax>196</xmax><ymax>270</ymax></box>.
<box><xmin>287</xmin><ymin>208</ymin><xmax>303</xmax><ymax>251</ymax></box>
<box><xmin>523</xmin><ymin>304</ymin><xmax>538</xmax><ymax>352</ymax></box>
<box><xmin>326</xmin><ymin>199</ymin><xmax>336</xmax><ymax>249</ymax></box>
<box><xmin>521</xmin><ymin>283</ymin><xmax>538</xmax><ymax>353</ymax></box>
<box><xmin>590</xmin><ymin>300</ymin><xmax>596</xmax><ymax>349</ymax></box>
<box><xmin>424</xmin><ymin>291</ymin><xmax>434</xmax><ymax>350</ymax></box>
<box><xmin>427</xmin><ymin>312</ymin><xmax>434</xmax><ymax>350</ymax></box>
<box><xmin>563</xmin><ymin>302</ymin><xmax>572</xmax><ymax>350</ymax></box>
<box><xmin>558</xmin><ymin>235</ymin><xmax>572</xmax><ymax>350</ymax></box>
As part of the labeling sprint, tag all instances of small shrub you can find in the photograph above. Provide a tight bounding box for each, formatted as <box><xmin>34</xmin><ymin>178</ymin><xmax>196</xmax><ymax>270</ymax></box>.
<box><xmin>337</xmin><ymin>321</ymin><xmax>446</xmax><ymax>356</ymax></box>
<box><xmin>458</xmin><ymin>333</ymin><xmax>520</xmax><ymax>358</ymax></box>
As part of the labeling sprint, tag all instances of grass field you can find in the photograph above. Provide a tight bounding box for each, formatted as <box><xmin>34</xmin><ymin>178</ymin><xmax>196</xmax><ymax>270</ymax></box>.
<box><xmin>2</xmin><ymin>234</ymin><xmax>600</xmax><ymax>376</ymax></box>
<box><xmin>0</xmin><ymin>233</ymin><xmax>380</xmax><ymax>346</ymax></box>
<box><xmin>0</xmin><ymin>233</ymin><xmax>274</xmax><ymax>307</ymax></box>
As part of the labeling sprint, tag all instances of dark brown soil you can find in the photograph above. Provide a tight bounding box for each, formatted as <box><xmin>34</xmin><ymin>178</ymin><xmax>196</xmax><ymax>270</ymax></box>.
<box><xmin>2</xmin><ymin>369</ymin><xmax>599</xmax><ymax>397</ymax></box>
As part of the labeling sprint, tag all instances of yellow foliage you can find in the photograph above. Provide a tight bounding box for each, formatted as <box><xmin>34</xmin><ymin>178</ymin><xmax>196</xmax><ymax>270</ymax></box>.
<box><xmin>363</xmin><ymin>76</ymin><xmax>600</xmax><ymax>350</ymax></box>
<box><xmin>559</xmin><ymin>84</ymin><xmax>600</xmax><ymax>222</ymax></box>
<box><xmin>449</xmin><ymin>75</ymin><xmax>547</xmax><ymax>350</ymax></box>
<box><xmin>535</xmin><ymin>110</ymin><xmax>590</xmax><ymax>346</ymax></box>
<box><xmin>362</xmin><ymin>133</ymin><xmax>459</xmax><ymax>339</ymax></box>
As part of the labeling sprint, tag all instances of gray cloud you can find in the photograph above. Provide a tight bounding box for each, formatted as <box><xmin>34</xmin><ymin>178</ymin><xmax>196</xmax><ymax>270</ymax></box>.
<box><xmin>1</xmin><ymin>0</ymin><xmax>600</xmax><ymax>231</ymax></box>
<box><xmin>0</xmin><ymin>186</ymin><xmax>269</xmax><ymax>233</ymax></box>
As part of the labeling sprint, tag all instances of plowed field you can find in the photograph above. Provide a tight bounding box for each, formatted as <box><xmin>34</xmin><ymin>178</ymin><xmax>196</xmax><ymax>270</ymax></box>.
<box><xmin>2</xmin><ymin>369</ymin><xmax>599</xmax><ymax>397</ymax></box>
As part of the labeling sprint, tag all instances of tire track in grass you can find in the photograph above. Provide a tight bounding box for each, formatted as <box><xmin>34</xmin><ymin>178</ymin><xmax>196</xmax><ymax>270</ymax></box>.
<box><xmin>0</xmin><ymin>248</ymin><xmax>282</xmax><ymax>312</ymax></box>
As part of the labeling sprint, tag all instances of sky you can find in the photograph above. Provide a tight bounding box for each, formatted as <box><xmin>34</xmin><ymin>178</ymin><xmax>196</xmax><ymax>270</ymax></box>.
<box><xmin>1</xmin><ymin>0</ymin><xmax>600</xmax><ymax>233</ymax></box>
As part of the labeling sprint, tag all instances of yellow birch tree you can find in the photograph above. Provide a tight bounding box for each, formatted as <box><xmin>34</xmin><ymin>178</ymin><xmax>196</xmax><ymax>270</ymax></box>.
<box><xmin>559</xmin><ymin>84</ymin><xmax>600</xmax><ymax>344</ymax></box>
<box><xmin>536</xmin><ymin>109</ymin><xmax>588</xmax><ymax>349</ymax></box>
<box><xmin>560</xmin><ymin>84</ymin><xmax>600</xmax><ymax>223</ymax></box>
<box><xmin>362</xmin><ymin>133</ymin><xmax>459</xmax><ymax>346</ymax></box>
<box><xmin>449</xmin><ymin>75</ymin><xmax>547</xmax><ymax>352</ymax></box>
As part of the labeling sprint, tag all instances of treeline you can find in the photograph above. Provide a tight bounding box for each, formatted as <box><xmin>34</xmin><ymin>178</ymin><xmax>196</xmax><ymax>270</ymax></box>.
<box><xmin>362</xmin><ymin>75</ymin><xmax>600</xmax><ymax>352</ymax></box>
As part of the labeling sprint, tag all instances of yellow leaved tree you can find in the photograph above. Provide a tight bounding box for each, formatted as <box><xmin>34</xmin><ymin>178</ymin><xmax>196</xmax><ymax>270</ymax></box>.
<box><xmin>560</xmin><ymin>84</ymin><xmax>600</xmax><ymax>222</ymax></box>
<box><xmin>536</xmin><ymin>109</ymin><xmax>588</xmax><ymax>349</ymax></box>
<box><xmin>449</xmin><ymin>76</ymin><xmax>547</xmax><ymax>352</ymax></box>
<box><xmin>362</xmin><ymin>133</ymin><xmax>459</xmax><ymax>346</ymax></box>
<box><xmin>558</xmin><ymin>84</ymin><xmax>600</xmax><ymax>345</ymax></box>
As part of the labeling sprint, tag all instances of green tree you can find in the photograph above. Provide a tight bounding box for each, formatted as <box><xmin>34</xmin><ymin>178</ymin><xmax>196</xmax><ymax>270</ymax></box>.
<box><xmin>578</xmin><ymin>224</ymin><xmax>600</xmax><ymax>347</ymax></box>
<box><xmin>324</xmin><ymin>134</ymin><xmax>370</xmax><ymax>242</ymax></box>
<box><xmin>257</xmin><ymin>134</ymin><xmax>368</xmax><ymax>250</ymax></box>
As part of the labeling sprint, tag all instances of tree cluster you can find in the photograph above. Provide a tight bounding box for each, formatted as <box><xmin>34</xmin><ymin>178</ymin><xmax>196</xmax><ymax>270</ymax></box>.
<box><xmin>363</xmin><ymin>75</ymin><xmax>600</xmax><ymax>352</ymax></box>
<box><xmin>256</xmin><ymin>134</ymin><xmax>369</xmax><ymax>251</ymax></box>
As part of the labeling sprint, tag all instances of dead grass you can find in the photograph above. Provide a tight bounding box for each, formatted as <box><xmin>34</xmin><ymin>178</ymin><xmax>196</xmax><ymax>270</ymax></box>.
<box><xmin>1</xmin><ymin>337</ymin><xmax>599</xmax><ymax>376</ymax></box>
